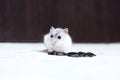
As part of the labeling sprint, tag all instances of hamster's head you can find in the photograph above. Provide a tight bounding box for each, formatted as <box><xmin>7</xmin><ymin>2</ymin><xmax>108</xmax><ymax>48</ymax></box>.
<box><xmin>48</xmin><ymin>26</ymin><xmax>69</xmax><ymax>46</ymax></box>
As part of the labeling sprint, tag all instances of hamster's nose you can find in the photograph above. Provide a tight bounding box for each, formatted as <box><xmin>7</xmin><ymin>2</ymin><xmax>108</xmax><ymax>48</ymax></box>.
<box><xmin>52</xmin><ymin>41</ymin><xmax>56</xmax><ymax>46</ymax></box>
<box><xmin>52</xmin><ymin>43</ymin><xmax>55</xmax><ymax>46</ymax></box>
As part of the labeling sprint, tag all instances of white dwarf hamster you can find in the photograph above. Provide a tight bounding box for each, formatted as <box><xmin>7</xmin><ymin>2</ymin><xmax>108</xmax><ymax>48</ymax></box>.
<box><xmin>44</xmin><ymin>26</ymin><xmax>72</xmax><ymax>52</ymax></box>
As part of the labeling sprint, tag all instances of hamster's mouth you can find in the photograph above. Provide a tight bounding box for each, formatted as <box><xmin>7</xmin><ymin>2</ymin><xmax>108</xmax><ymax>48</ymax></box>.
<box><xmin>52</xmin><ymin>43</ymin><xmax>55</xmax><ymax>46</ymax></box>
<box><xmin>51</xmin><ymin>41</ymin><xmax>56</xmax><ymax>46</ymax></box>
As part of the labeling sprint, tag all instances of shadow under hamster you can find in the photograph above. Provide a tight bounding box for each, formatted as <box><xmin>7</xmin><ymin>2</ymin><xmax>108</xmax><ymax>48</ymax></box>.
<box><xmin>47</xmin><ymin>51</ymin><xmax>96</xmax><ymax>57</ymax></box>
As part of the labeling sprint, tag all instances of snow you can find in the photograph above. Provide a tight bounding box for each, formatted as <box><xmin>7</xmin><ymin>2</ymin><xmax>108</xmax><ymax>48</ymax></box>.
<box><xmin>0</xmin><ymin>43</ymin><xmax>120</xmax><ymax>80</ymax></box>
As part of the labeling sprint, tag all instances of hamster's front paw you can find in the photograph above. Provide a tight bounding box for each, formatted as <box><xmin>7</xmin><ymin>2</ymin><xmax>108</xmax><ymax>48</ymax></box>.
<box><xmin>40</xmin><ymin>49</ymin><xmax>54</xmax><ymax>53</ymax></box>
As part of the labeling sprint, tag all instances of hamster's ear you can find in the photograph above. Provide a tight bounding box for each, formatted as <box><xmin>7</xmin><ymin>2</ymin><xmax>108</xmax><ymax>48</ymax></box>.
<box><xmin>64</xmin><ymin>28</ymin><xmax>69</xmax><ymax>33</ymax></box>
<box><xmin>50</xmin><ymin>26</ymin><xmax>55</xmax><ymax>32</ymax></box>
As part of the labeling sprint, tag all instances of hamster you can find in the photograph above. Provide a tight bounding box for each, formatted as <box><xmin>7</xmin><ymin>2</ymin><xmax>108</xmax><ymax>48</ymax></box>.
<box><xmin>44</xmin><ymin>26</ymin><xmax>72</xmax><ymax>53</ymax></box>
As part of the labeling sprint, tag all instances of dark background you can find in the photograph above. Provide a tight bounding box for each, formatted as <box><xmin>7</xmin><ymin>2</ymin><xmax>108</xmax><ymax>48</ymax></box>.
<box><xmin>0</xmin><ymin>0</ymin><xmax>120</xmax><ymax>43</ymax></box>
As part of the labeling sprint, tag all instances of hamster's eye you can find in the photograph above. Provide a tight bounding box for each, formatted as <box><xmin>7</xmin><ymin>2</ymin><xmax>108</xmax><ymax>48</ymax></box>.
<box><xmin>50</xmin><ymin>35</ymin><xmax>53</xmax><ymax>38</ymax></box>
<box><xmin>58</xmin><ymin>36</ymin><xmax>61</xmax><ymax>39</ymax></box>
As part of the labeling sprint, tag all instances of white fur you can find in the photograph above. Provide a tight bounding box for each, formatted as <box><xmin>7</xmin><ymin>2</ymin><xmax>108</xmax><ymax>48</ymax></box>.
<box><xmin>44</xmin><ymin>27</ymin><xmax>72</xmax><ymax>52</ymax></box>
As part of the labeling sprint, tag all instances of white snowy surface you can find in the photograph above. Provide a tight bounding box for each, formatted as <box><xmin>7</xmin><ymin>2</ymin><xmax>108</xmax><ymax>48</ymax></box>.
<box><xmin>0</xmin><ymin>43</ymin><xmax>120</xmax><ymax>80</ymax></box>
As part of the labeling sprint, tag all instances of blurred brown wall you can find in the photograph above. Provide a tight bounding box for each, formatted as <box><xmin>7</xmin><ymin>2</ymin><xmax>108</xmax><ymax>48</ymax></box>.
<box><xmin>0</xmin><ymin>0</ymin><xmax>120</xmax><ymax>43</ymax></box>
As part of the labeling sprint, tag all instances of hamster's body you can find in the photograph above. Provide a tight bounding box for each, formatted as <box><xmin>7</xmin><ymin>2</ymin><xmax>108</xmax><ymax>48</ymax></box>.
<box><xmin>44</xmin><ymin>27</ymin><xmax>72</xmax><ymax>52</ymax></box>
